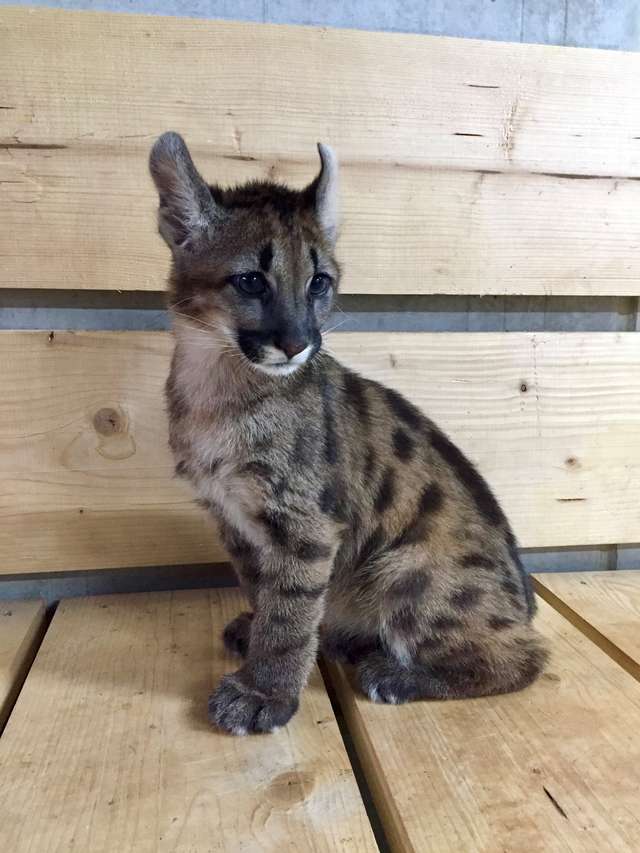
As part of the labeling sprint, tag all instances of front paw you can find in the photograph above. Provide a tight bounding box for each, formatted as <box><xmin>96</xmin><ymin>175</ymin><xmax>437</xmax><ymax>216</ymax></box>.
<box><xmin>223</xmin><ymin>612</ymin><xmax>253</xmax><ymax>657</ymax></box>
<box><xmin>208</xmin><ymin>673</ymin><xmax>299</xmax><ymax>735</ymax></box>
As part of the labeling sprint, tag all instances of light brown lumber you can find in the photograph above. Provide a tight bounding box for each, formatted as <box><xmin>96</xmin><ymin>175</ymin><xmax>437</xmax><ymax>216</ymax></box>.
<box><xmin>2</xmin><ymin>330</ymin><xmax>640</xmax><ymax>574</ymax></box>
<box><xmin>0</xmin><ymin>589</ymin><xmax>377</xmax><ymax>852</ymax></box>
<box><xmin>534</xmin><ymin>570</ymin><xmax>640</xmax><ymax>682</ymax></box>
<box><xmin>2</xmin><ymin>7</ymin><xmax>640</xmax><ymax>294</ymax></box>
<box><xmin>327</xmin><ymin>597</ymin><xmax>640</xmax><ymax>852</ymax></box>
<box><xmin>0</xmin><ymin>599</ymin><xmax>46</xmax><ymax>730</ymax></box>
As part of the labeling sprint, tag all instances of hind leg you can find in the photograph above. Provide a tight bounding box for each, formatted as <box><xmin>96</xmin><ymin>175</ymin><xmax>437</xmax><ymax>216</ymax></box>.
<box><xmin>356</xmin><ymin>629</ymin><xmax>547</xmax><ymax>704</ymax></box>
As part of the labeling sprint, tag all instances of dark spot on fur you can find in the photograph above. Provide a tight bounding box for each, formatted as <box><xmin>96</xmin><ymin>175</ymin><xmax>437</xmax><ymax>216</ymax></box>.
<box><xmin>430</xmin><ymin>425</ymin><xmax>505</xmax><ymax>527</ymax></box>
<box><xmin>343</xmin><ymin>371</ymin><xmax>370</xmax><ymax>426</ymax></box>
<box><xmin>295</xmin><ymin>540</ymin><xmax>332</xmax><ymax>562</ymax></box>
<box><xmin>277</xmin><ymin>581</ymin><xmax>328</xmax><ymax>599</ymax></box>
<box><xmin>384</xmin><ymin>387</ymin><xmax>423</xmax><ymax>430</ymax></box>
<box><xmin>259</xmin><ymin>509</ymin><xmax>289</xmax><ymax>547</ymax></box>
<box><xmin>272</xmin><ymin>476</ymin><xmax>288</xmax><ymax>498</ymax></box>
<box><xmin>392</xmin><ymin>428</ymin><xmax>415</xmax><ymax>462</ymax></box>
<box><xmin>354</xmin><ymin>526</ymin><xmax>385</xmax><ymax>572</ymax></box>
<box><xmin>318</xmin><ymin>481</ymin><xmax>348</xmax><ymax>522</ymax></box>
<box><xmin>242</xmin><ymin>460</ymin><xmax>274</xmax><ymax>480</ymax></box>
<box><xmin>363</xmin><ymin>444</ymin><xmax>376</xmax><ymax>483</ymax></box>
<box><xmin>450</xmin><ymin>585</ymin><xmax>484</xmax><ymax>610</ymax></box>
<box><xmin>488</xmin><ymin>615</ymin><xmax>517</xmax><ymax>630</ymax></box>
<box><xmin>418</xmin><ymin>635</ymin><xmax>444</xmax><ymax>651</ymax></box>
<box><xmin>460</xmin><ymin>552</ymin><xmax>496</xmax><ymax>570</ymax></box>
<box><xmin>292</xmin><ymin>426</ymin><xmax>313</xmax><ymax>466</ymax></box>
<box><xmin>208</xmin><ymin>458</ymin><xmax>221</xmax><ymax>476</ymax></box>
<box><xmin>501</xmin><ymin>577</ymin><xmax>520</xmax><ymax>597</ymax></box>
<box><xmin>433</xmin><ymin>614</ymin><xmax>463</xmax><ymax>632</ymax></box>
<box><xmin>166</xmin><ymin>375</ymin><xmax>189</xmax><ymax>419</ymax></box>
<box><xmin>388</xmin><ymin>606</ymin><xmax>418</xmax><ymax>633</ymax></box>
<box><xmin>387</xmin><ymin>569</ymin><xmax>431</xmax><ymax>600</ymax></box>
<box><xmin>320</xmin><ymin>377</ymin><xmax>339</xmax><ymax>465</ymax></box>
<box><xmin>389</xmin><ymin>482</ymin><xmax>444</xmax><ymax>549</ymax></box>
<box><xmin>259</xmin><ymin>242</ymin><xmax>273</xmax><ymax>272</ymax></box>
<box><xmin>505</xmin><ymin>529</ymin><xmax>536</xmax><ymax>616</ymax></box>
<box><xmin>374</xmin><ymin>467</ymin><xmax>396</xmax><ymax>513</ymax></box>
<box><xmin>175</xmin><ymin>460</ymin><xmax>188</xmax><ymax>477</ymax></box>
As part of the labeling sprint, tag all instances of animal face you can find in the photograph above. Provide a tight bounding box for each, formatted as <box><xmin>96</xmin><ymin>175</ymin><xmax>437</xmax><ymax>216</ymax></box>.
<box><xmin>149</xmin><ymin>133</ymin><xmax>340</xmax><ymax>376</ymax></box>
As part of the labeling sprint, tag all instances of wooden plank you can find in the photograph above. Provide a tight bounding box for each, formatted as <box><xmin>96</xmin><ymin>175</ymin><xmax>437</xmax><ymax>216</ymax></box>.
<box><xmin>2</xmin><ymin>330</ymin><xmax>640</xmax><ymax>574</ymax></box>
<box><xmin>0</xmin><ymin>589</ymin><xmax>377</xmax><ymax>852</ymax></box>
<box><xmin>327</xmin><ymin>597</ymin><xmax>640</xmax><ymax>852</ymax></box>
<box><xmin>2</xmin><ymin>6</ymin><xmax>640</xmax><ymax>295</ymax></box>
<box><xmin>534</xmin><ymin>570</ymin><xmax>640</xmax><ymax>682</ymax></box>
<box><xmin>0</xmin><ymin>599</ymin><xmax>46</xmax><ymax>730</ymax></box>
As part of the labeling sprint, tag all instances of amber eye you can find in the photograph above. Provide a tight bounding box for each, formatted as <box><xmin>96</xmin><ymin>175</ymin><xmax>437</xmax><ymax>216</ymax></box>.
<box><xmin>309</xmin><ymin>273</ymin><xmax>332</xmax><ymax>297</ymax></box>
<box><xmin>231</xmin><ymin>271</ymin><xmax>268</xmax><ymax>297</ymax></box>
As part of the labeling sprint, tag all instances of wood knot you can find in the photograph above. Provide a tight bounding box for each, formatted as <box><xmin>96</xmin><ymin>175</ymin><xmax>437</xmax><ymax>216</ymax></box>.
<box><xmin>92</xmin><ymin>405</ymin><xmax>136</xmax><ymax>460</ymax></box>
<box><xmin>565</xmin><ymin>456</ymin><xmax>579</xmax><ymax>468</ymax></box>
<box><xmin>265</xmin><ymin>770</ymin><xmax>315</xmax><ymax>809</ymax></box>
<box><xmin>520</xmin><ymin>382</ymin><xmax>528</xmax><ymax>393</ymax></box>
<box><xmin>93</xmin><ymin>407</ymin><xmax>124</xmax><ymax>436</ymax></box>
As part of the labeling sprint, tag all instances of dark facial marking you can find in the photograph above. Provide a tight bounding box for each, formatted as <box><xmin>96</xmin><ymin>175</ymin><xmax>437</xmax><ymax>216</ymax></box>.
<box><xmin>384</xmin><ymin>387</ymin><xmax>423</xmax><ymax>430</ymax></box>
<box><xmin>450</xmin><ymin>585</ymin><xmax>484</xmax><ymax>610</ymax></box>
<box><xmin>310</xmin><ymin>246</ymin><xmax>319</xmax><ymax>273</ymax></box>
<box><xmin>374</xmin><ymin>467</ymin><xmax>396</xmax><ymax>513</ymax></box>
<box><xmin>259</xmin><ymin>242</ymin><xmax>274</xmax><ymax>272</ymax></box>
<box><xmin>387</xmin><ymin>569</ymin><xmax>431</xmax><ymax>600</ymax></box>
<box><xmin>344</xmin><ymin>371</ymin><xmax>370</xmax><ymax>426</ymax></box>
<box><xmin>430</xmin><ymin>426</ymin><xmax>505</xmax><ymax>527</ymax></box>
<box><xmin>392</xmin><ymin>428</ymin><xmax>415</xmax><ymax>462</ymax></box>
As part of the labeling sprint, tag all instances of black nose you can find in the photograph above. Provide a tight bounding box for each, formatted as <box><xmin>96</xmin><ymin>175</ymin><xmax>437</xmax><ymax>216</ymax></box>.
<box><xmin>275</xmin><ymin>336</ymin><xmax>307</xmax><ymax>359</ymax></box>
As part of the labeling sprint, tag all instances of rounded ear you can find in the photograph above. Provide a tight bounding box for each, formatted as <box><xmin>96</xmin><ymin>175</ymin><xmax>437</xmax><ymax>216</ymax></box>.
<box><xmin>149</xmin><ymin>132</ymin><xmax>222</xmax><ymax>253</ymax></box>
<box><xmin>306</xmin><ymin>143</ymin><xmax>339</xmax><ymax>244</ymax></box>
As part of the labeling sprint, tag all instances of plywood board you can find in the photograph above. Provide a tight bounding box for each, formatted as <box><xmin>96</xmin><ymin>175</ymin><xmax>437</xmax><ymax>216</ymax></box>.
<box><xmin>534</xmin><ymin>570</ymin><xmax>640</xmax><ymax>681</ymax></box>
<box><xmin>327</xmin><ymin>598</ymin><xmax>640</xmax><ymax>852</ymax></box>
<box><xmin>2</xmin><ymin>330</ymin><xmax>639</xmax><ymax>573</ymax></box>
<box><xmin>0</xmin><ymin>599</ymin><xmax>46</xmax><ymax>729</ymax></box>
<box><xmin>2</xmin><ymin>7</ymin><xmax>640</xmax><ymax>294</ymax></box>
<box><xmin>0</xmin><ymin>589</ymin><xmax>376</xmax><ymax>852</ymax></box>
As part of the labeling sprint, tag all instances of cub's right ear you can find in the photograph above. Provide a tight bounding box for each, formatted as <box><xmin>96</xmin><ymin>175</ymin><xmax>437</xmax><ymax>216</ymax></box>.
<box><xmin>149</xmin><ymin>132</ymin><xmax>222</xmax><ymax>253</ymax></box>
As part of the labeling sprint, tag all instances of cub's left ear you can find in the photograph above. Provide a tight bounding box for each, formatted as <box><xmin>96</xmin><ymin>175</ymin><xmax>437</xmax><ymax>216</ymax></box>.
<box><xmin>306</xmin><ymin>143</ymin><xmax>339</xmax><ymax>244</ymax></box>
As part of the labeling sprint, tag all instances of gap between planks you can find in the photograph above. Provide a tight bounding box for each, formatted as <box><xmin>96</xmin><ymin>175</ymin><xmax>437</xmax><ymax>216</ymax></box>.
<box><xmin>532</xmin><ymin>577</ymin><xmax>640</xmax><ymax>683</ymax></box>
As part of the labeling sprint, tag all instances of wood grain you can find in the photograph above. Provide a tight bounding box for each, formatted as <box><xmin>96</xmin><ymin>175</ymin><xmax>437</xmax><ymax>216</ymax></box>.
<box><xmin>2</xmin><ymin>330</ymin><xmax>640</xmax><ymax>574</ymax></box>
<box><xmin>2</xmin><ymin>6</ymin><xmax>640</xmax><ymax>294</ymax></box>
<box><xmin>0</xmin><ymin>599</ymin><xmax>46</xmax><ymax>730</ymax></box>
<box><xmin>0</xmin><ymin>589</ymin><xmax>377</xmax><ymax>852</ymax></box>
<box><xmin>534</xmin><ymin>571</ymin><xmax>640</xmax><ymax>682</ymax></box>
<box><xmin>327</xmin><ymin>597</ymin><xmax>640</xmax><ymax>852</ymax></box>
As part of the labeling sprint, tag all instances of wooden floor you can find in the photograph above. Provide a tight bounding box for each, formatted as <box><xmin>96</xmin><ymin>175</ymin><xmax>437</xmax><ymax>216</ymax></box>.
<box><xmin>0</xmin><ymin>574</ymin><xmax>639</xmax><ymax>852</ymax></box>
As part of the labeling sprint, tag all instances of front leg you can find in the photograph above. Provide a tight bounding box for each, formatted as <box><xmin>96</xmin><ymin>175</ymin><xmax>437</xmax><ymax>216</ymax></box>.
<box><xmin>209</xmin><ymin>546</ymin><xmax>333</xmax><ymax>735</ymax></box>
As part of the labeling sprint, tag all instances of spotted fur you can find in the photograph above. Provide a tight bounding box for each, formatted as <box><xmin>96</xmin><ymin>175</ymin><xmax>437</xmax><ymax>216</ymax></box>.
<box><xmin>150</xmin><ymin>133</ymin><xmax>547</xmax><ymax>735</ymax></box>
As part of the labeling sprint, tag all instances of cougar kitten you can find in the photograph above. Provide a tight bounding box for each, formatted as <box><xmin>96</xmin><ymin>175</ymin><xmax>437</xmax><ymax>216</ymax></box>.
<box><xmin>150</xmin><ymin>132</ymin><xmax>547</xmax><ymax>735</ymax></box>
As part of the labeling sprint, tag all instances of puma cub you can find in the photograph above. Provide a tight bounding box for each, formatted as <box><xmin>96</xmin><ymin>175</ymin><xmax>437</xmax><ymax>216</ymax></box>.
<box><xmin>149</xmin><ymin>132</ymin><xmax>547</xmax><ymax>735</ymax></box>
